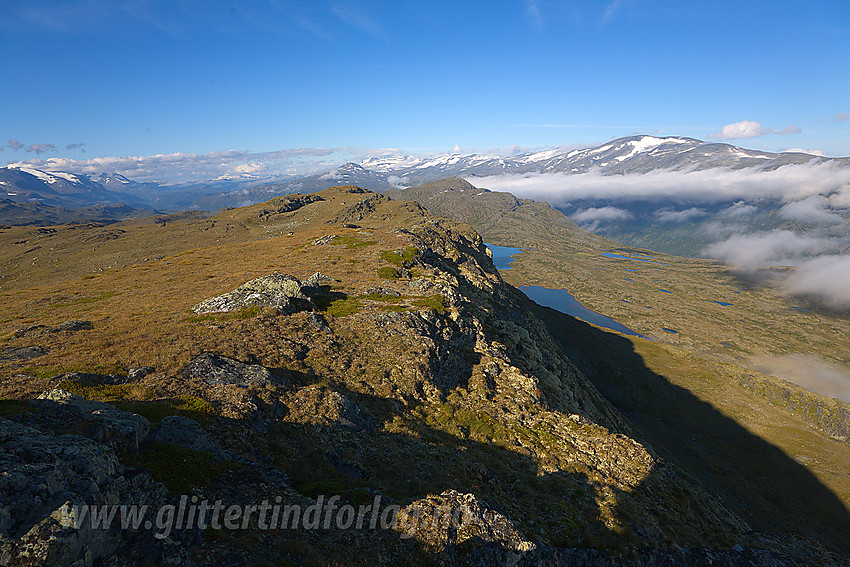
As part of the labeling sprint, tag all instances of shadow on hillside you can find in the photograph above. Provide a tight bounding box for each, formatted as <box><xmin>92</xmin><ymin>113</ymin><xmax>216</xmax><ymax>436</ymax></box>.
<box><xmin>532</xmin><ymin>301</ymin><xmax>850</xmax><ymax>557</ymax></box>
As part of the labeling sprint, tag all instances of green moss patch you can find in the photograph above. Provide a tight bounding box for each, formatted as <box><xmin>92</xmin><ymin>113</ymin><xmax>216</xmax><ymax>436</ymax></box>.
<box><xmin>363</xmin><ymin>293</ymin><xmax>404</xmax><ymax>303</ymax></box>
<box><xmin>58</xmin><ymin>379</ymin><xmax>214</xmax><ymax>426</ymax></box>
<box><xmin>21</xmin><ymin>361</ymin><xmax>127</xmax><ymax>379</ymax></box>
<box><xmin>376</xmin><ymin>267</ymin><xmax>401</xmax><ymax>280</ymax></box>
<box><xmin>412</xmin><ymin>295</ymin><xmax>446</xmax><ymax>313</ymax></box>
<box><xmin>115</xmin><ymin>396</ymin><xmax>215</xmax><ymax>426</ymax></box>
<box><xmin>331</xmin><ymin>236</ymin><xmax>378</xmax><ymax>249</ymax></box>
<box><xmin>185</xmin><ymin>305</ymin><xmax>265</xmax><ymax>323</ymax></box>
<box><xmin>324</xmin><ymin>298</ymin><xmax>361</xmax><ymax>317</ymax></box>
<box><xmin>380</xmin><ymin>247</ymin><xmax>418</xmax><ymax>267</ymax></box>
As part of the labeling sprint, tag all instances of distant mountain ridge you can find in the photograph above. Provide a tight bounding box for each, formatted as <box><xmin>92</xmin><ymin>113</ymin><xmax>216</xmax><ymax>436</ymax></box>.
<box><xmin>0</xmin><ymin>166</ymin><xmax>150</xmax><ymax>210</ymax></box>
<box><xmin>4</xmin><ymin>135</ymin><xmax>848</xmax><ymax>220</ymax></box>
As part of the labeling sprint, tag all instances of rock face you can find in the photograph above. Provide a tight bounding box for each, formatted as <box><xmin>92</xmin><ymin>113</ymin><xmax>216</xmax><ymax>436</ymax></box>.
<box><xmin>282</xmin><ymin>385</ymin><xmax>374</xmax><ymax>431</ymax></box>
<box><xmin>191</xmin><ymin>273</ymin><xmax>312</xmax><ymax>315</ymax></box>
<box><xmin>1</xmin><ymin>345</ymin><xmax>48</xmax><ymax>361</ymax></box>
<box><xmin>302</xmin><ymin>272</ymin><xmax>335</xmax><ymax>288</ymax></box>
<box><xmin>0</xmin><ymin>417</ymin><xmax>187</xmax><ymax>567</ymax></box>
<box><xmin>36</xmin><ymin>388</ymin><xmax>151</xmax><ymax>451</ymax></box>
<box><xmin>13</xmin><ymin>320</ymin><xmax>93</xmax><ymax>338</ymax></box>
<box><xmin>398</xmin><ymin>490</ymin><xmax>536</xmax><ymax>554</ymax></box>
<box><xmin>182</xmin><ymin>352</ymin><xmax>284</xmax><ymax>388</ymax></box>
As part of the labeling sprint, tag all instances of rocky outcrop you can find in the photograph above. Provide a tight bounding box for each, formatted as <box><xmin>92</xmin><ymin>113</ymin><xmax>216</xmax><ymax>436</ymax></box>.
<box><xmin>1</xmin><ymin>345</ymin><xmax>49</xmax><ymax>361</ymax></box>
<box><xmin>257</xmin><ymin>194</ymin><xmax>323</xmax><ymax>221</ymax></box>
<box><xmin>0</xmin><ymin>417</ymin><xmax>188</xmax><ymax>567</ymax></box>
<box><xmin>35</xmin><ymin>388</ymin><xmax>151</xmax><ymax>451</ymax></box>
<box><xmin>738</xmin><ymin>371</ymin><xmax>850</xmax><ymax>442</ymax></box>
<box><xmin>13</xmin><ymin>320</ymin><xmax>93</xmax><ymax>338</ymax></box>
<box><xmin>181</xmin><ymin>352</ymin><xmax>285</xmax><ymax>388</ymax></box>
<box><xmin>398</xmin><ymin>490</ymin><xmax>536</xmax><ymax>554</ymax></box>
<box><xmin>303</xmin><ymin>272</ymin><xmax>335</xmax><ymax>288</ymax></box>
<box><xmin>191</xmin><ymin>273</ymin><xmax>312</xmax><ymax>315</ymax></box>
<box><xmin>282</xmin><ymin>385</ymin><xmax>374</xmax><ymax>432</ymax></box>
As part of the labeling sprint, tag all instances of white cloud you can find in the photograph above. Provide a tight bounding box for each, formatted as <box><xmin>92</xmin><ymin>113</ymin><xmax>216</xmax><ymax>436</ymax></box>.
<box><xmin>526</xmin><ymin>0</ymin><xmax>542</xmax><ymax>26</ymax></box>
<box><xmin>776</xmin><ymin>125</ymin><xmax>801</xmax><ymax>135</ymax></box>
<box><xmin>780</xmin><ymin>196</ymin><xmax>844</xmax><ymax>224</ymax></box>
<box><xmin>387</xmin><ymin>175</ymin><xmax>409</xmax><ymax>189</ymax></box>
<box><xmin>834</xmin><ymin>112</ymin><xmax>849</xmax><ymax>123</ymax></box>
<box><xmin>782</xmin><ymin>148</ymin><xmax>826</xmax><ymax>156</ymax></box>
<box><xmin>702</xmin><ymin>230</ymin><xmax>838</xmax><ymax>268</ymax></box>
<box><xmin>602</xmin><ymin>0</ymin><xmax>623</xmax><ymax>23</ymax></box>
<box><xmin>571</xmin><ymin>206</ymin><xmax>632</xmax><ymax>231</ymax></box>
<box><xmin>783</xmin><ymin>255</ymin><xmax>850</xmax><ymax>309</ymax></box>
<box><xmin>26</xmin><ymin>143</ymin><xmax>56</xmax><ymax>154</ymax></box>
<box><xmin>331</xmin><ymin>4</ymin><xmax>386</xmax><ymax>40</ymax></box>
<box><xmin>571</xmin><ymin>206</ymin><xmax>632</xmax><ymax>222</ymax></box>
<box><xmin>5</xmin><ymin>147</ymin><xmax>349</xmax><ymax>183</ymax></box>
<box><xmin>712</xmin><ymin>120</ymin><xmax>772</xmax><ymax>139</ymax></box>
<box><xmin>722</xmin><ymin>202</ymin><xmax>759</xmax><ymax>217</ymax></box>
<box><xmin>469</xmin><ymin>161</ymin><xmax>850</xmax><ymax>206</ymax></box>
<box><xmin>655</xmin><ymin>207</ymin><xmax>708</xmax><ymax>223</ymax></box>
<box><xmin>750</xmin><ymin>353</ymin><xmax>850</xmax><ymax>402</ymax></box>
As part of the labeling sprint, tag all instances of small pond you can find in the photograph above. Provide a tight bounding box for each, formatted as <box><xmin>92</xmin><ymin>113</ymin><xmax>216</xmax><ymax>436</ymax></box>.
<box><xmin>520</xmin><ymin>285</ymin><xmax>645</xmax><ymax>338</ymax></box>
<box><xmin>485</xmin><ymin>243</ymin><xmax>523</xmax><ymax>271</ymax></box>
<box><xmin>486</xmin><ymin>244</ymin><xmax>647</xmax><ymax>338</ymax></box>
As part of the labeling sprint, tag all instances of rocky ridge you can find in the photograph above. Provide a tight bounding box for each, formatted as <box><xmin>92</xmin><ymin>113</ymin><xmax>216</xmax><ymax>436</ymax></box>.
<box><xmin>0</xmin><ymin>186</ymin><xmax>844</xmax><ymax>565</ymax></box>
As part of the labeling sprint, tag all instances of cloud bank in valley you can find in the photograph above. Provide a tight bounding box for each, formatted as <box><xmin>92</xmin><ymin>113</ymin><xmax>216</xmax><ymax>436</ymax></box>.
<box><xmin>469</xmin><ymin>162</ymin><xmax>850</xmax><ymax>206</ymax></box>
<box><xmin>471</xmin><ymin>163</ymin><xmax>850</xmax><ymax>308</ymax></box>
<box><xmin>783</xmin><ymin>255</ymin><xmax>850</xmax><ymax>310</ymax></box>
<box><xmin>703</xmin><ymin>230</ymin><xmax>840</xmax><ymax>267</ymax></box>
<box><xmin>750</xmin><ymin>353</ymin><xmax>850</xmax><ymax>403</ymax></box>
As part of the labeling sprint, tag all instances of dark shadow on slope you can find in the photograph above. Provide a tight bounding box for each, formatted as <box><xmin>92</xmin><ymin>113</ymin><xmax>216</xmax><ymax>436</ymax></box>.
<box><xmin>5</xmin><ymin>367</ymin><xmax>847</xmax><ymax>565</ymax></box>
<box><xmin>532</xmin><ymin>301</ymin><xmax>850</xmax><ymax>557</ymax></box>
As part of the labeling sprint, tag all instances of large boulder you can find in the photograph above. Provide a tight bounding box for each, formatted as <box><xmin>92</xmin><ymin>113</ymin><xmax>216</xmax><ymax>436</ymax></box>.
<box><xmin>191</xmin><ymin>273</ymin><xmax>312</xmax><ymax>315</ymax></box>
<box><xmin>283</xmin><ymin>385</ymin><xmax>374</xmax><ymax>432</ymax></box>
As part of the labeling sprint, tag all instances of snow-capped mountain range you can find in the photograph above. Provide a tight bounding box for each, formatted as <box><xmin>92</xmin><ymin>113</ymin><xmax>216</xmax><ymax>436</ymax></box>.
<box><xmin>2</xmin><ymin>135</ymin><xmax>847</xmax><ymax>215</ymax></box>
<box><xmin>300</xmin><ymin>135</ymin><xmax>844</xmax><ymax>192</ymax></box>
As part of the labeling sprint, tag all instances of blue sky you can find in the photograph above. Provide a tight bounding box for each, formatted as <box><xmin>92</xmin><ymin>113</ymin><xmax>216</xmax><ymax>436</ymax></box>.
<box><xmin>1</xmin><ymin>0</ymin><xmax>848</xmax><ymax>181</ymax></box>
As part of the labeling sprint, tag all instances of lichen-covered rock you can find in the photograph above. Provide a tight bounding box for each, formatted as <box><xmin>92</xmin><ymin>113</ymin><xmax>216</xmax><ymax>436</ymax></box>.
<box><xmin>13</xmin><ymin>320</ymin><xmax>92</xmax><ymax>338</ymax></box>
<box><xmin>191</xmin><ymin>273</ymin><xmax>312</xmax><ymax>315</ymax></box>
<box><xmin>364</xmin><ymin>286</ymin><xmax>401</xmax><ymax>297</ymax></box>
<box><xmin>302</xmin><ymin>272</ymin><xmax>335</xmax><ymax>289</ymax></box>
<box><xmin>257</xmin><ymin>194</ymin><xmax>323</xmax><ymax>221</ymax></box>
<box><xmin>312</xmin><ymin>234</ymin><xmax>338</xmax><ymax>245</ymax></box>
<box><xmin>397</xmin><ymin>490</ymin><xmax>536</xmax><ymax>554</ymax></box>
<box><xmin>35</xmin><ymin>388</ymin><xmax>151</xmax><ymax>452</ymax></box>
<box><xmin>283</xmin><ymin>385</ymin><xmax>374</xmax><ymax>431</ymax></box>
<box><xmin>0</xmin><ymin>417</ymin><xmax>189</xmax><ymax>567</ymax></box>
<box><xmin>181</xmin><ymin>353</ymin><xmax>284</xmax><ymax>388</ymax></box>
<box><xmin>53</xmin><ymin>320</ymin><xmax>94</xmax><ymax>333</ymax></box>
<box><xmin>1</xmin><ymin>344</ymin><xmax>49</xmax><ymax>361</ymax></box>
